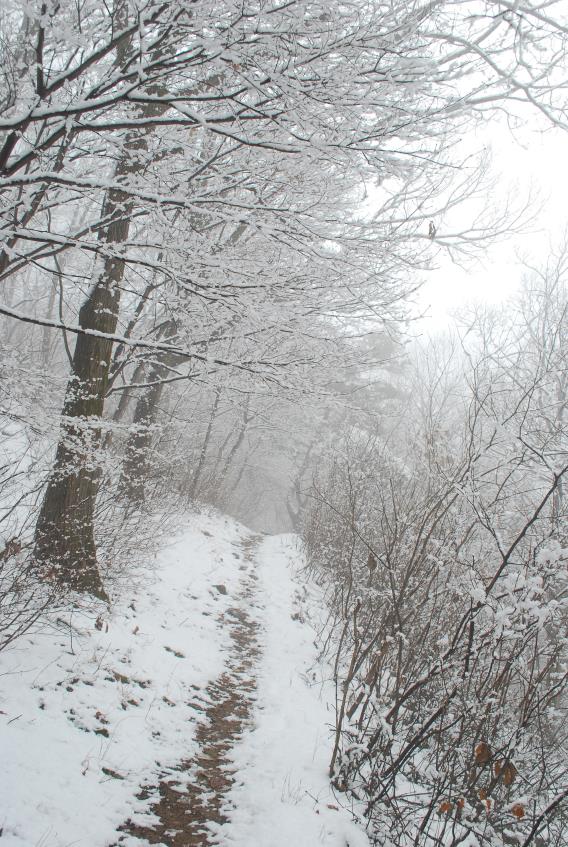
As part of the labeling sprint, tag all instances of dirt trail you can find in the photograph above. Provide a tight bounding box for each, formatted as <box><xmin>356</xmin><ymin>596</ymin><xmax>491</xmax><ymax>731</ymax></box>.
<box><xmin>114</xmin><ymin>535</ymin><xmax>262</xmax><ymax>846</ymax></box>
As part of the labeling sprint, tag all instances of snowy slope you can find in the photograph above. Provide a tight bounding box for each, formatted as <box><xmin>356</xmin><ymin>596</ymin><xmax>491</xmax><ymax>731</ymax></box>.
<box><xmin>0</xmin><ymin>511</ymin><xmax>368</xmax><ymax>847</ymax></box>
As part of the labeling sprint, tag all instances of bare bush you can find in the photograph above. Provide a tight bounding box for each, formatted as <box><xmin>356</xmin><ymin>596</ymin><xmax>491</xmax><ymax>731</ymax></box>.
<box><xmin>305</xmin><ymin>269</ymin><xmax>568</xmax><ymax>846</ymax></box>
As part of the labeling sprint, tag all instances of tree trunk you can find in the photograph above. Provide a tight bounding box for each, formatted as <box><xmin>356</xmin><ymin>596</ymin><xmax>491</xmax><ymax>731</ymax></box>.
<box><xmin>34</xmin><ymin>202</ymin><xmax>129</xmax><ymax>599</ymax></box>
<box><xmin>118</xmin><ymin>319</ymin><xmax>180</xmax><ymax>503</ymax></box>
<box><xmin>33</xmin><ymin>132</ymin><xmax>148</xmax><ymax>597</ymax></box>
<box><xmin>119</xmin><ymin>367</ymin><xmax>170</xmax><ymax>503</ymax></box>
<box><xmin>190</xmin><ymin>387</ymin><xmax>222</xmax><ymax>499</ymax></box>
<box><xmin>34</xmin><ymin>34</ymin><xmax>169</xmax><ymax>595</ymax></box>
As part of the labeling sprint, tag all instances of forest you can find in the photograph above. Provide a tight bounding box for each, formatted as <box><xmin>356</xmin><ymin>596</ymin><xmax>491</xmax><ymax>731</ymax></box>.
<box><xmin>1</xmin><ymin>1</ymin><xmax>568</xmax><ymax>846</ymax></box>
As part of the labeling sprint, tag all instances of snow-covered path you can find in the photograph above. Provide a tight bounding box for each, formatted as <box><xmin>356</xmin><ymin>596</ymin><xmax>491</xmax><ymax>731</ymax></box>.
<box><xmin>117</xmin><ymin>533</ymin><xmax>264</xmax><ymax>845</ymax></box>
<box><xmin>0</xmin><ymin>512</ymin><xmax>368</xmax><ymax>847</ymax></box>
<box><xmin>216</xmin><ymin>533</ymin><xmax>369</xmax><ymax>847</ymax></box>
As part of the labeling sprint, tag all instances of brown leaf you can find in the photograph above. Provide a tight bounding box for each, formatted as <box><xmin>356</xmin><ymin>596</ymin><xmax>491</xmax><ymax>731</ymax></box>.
<box><xmin>475</xmin><ymin>741</ymin><xmax>492</xmax><ymax>765</ymax></box>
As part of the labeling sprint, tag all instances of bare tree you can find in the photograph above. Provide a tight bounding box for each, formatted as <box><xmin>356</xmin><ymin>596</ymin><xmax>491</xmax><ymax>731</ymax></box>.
<box><xmin>1</xmin><ymin>0</ymin><xmax>568</xmax><ymax>597</ymax></box>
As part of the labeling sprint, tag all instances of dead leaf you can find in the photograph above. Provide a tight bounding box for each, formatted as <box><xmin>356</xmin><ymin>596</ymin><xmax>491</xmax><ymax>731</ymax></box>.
<box><xmin>475</xmin><ymin>741</ymin><xmax>492</xmax><ymax>765</ymax></box>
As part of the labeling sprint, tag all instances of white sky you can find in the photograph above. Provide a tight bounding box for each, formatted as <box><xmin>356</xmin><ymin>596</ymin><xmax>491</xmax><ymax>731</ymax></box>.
<box><xmin>418</xmin><ymin>121</ymin><xmax>568</xmax><ymax>330</ymax></box>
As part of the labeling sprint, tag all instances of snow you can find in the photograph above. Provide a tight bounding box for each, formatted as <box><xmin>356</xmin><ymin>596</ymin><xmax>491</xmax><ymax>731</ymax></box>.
<box><xmin>0</xmin><ymin>512</ymin><xmax>369</xmax><ymax>847</ymax></box>
<box><xmin>216</xmin><ymin>534</ymin><xmax>370</xmax><ymax>847</ymax></box>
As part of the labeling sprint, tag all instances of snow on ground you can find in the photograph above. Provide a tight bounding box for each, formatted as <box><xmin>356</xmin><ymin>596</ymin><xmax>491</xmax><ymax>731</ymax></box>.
<box><xmin>216</xmin><ymin>534</ymin><xmax>370</xmax><ymax>847</ymax></box>
<box><xmin>0</xmin><ymin>511</ymin><xmax>369</xmax><ymax>847</ymax></box>
<box><xmin>0</xmin><ymin>511</ymin><xmax>248</xmax><ymax>846</ymax></box>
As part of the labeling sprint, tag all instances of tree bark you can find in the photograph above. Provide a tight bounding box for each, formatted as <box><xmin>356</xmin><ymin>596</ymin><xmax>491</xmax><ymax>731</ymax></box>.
<box><xmin>118</xmin><ymin>321</ymin><xmax>179</xmax><ymax>504</ymax></box>
<box><xmin>33</xmin><ymin>184</ymin><xmax>130</xmax><ymax>599</ymax></box>
<box><xmin>119</xmin><ymin>371</ymin><xmax>167</xmax><ymax>504</ymax></box>
<box><xmin>190</xmin><ymin>387</ymin><xmax>222</xmax><ymax>499</ymax></box>
<box><xmin>33</xmin><ymin>96</ymin><xmax>164</xmax><ymax>596</ymax></box>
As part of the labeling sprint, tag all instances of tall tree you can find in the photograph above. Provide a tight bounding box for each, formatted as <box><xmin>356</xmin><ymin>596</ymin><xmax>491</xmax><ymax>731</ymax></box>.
<box><xmin>1</xmin><ymin>0</ymin><xmax>568</xmax><ymax>594</ymax></box>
